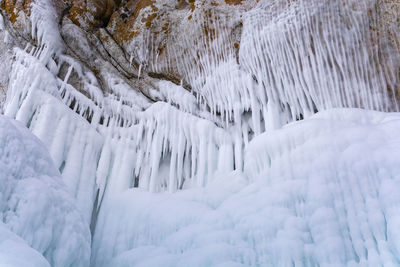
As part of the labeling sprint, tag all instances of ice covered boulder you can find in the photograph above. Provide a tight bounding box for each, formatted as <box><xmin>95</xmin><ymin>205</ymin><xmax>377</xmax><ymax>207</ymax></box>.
<box><xmin>0</xmin><ymin>115</ymin><xmax>91</xmax><ymax>267</ymax></box>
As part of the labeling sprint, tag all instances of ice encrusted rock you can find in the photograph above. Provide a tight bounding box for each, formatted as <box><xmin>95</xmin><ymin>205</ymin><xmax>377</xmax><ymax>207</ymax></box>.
<box><xmin>91</xmin><ymin>109</ymin><xmax>400</xmax><ymax>267</ymax></box>
<box><xmin>0</xmin><ymin>115</ymin><xmax>91</xmax><ymax>267</ymax></box>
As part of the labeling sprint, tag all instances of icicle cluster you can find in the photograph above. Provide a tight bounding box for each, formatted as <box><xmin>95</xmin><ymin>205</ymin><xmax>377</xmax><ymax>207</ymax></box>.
<box><xmin>2</xmin><ymin>0</ymin><xmax>399</xmax><ymax>219</ymax></box>
<box><xmin>240</xmin><ymin>0</ymin><xmax>399</xmax><ymax>123</ymax></box>
<box><xmin>123</xmin><ymin>0</ymin><xmax>399</xmax><ymax>141</ymax></box>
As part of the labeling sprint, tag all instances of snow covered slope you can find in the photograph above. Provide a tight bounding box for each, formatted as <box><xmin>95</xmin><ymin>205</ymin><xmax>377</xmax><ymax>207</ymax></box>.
<box><xmin>0</xmin><ymin>116</ymin><xmax>91</xmax><ymax>267</ymax></box>
<box><xmin>91</xmin><ymin>109</ymin><xmax>400</xmax><ymax>267</ymax></box>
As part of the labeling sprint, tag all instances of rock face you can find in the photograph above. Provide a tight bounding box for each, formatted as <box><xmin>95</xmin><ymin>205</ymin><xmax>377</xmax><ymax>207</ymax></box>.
<box><xmin>1</xmin><ymin>0</ymin><xmax>399</xmax><ymax>104</ymax></box>
<box><xmin>1</xmin><ymin>0</ymin><xmax>252</xmax><ymax>96</ymax></box>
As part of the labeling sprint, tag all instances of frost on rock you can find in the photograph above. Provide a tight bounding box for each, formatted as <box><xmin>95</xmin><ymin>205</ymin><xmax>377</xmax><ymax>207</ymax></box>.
<box><xmin>0</xmin><ymin>116</ymin><xmax>91</xmax><ymax>267</ymax></box>
<box><xmin>92</xmin><ymin>109</ymin><xmax>400</xmax><ymax>267</ymax></box>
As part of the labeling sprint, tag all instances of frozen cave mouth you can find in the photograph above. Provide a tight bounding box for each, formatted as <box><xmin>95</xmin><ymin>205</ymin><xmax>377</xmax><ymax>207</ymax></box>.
<box><xmin>0</xmin><ymin>0</ymin><xmax>400</xmax><ymax>266</ymax></box>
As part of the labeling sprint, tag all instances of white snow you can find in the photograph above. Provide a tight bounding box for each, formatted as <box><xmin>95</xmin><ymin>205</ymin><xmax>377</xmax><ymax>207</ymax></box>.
<box><xmin>30</xmin><ymin>0</ymin><xmax>64</xmax><ymax>58</ymax></box>
<box><xmin>0</xmin><ymin>222</ymin><xmax>50</xmax><ymax>267</ymax></box>
<box><xmin>0</xmin><ymin>115</ymin><xmax>91</xmax><ymax>267</ymax></box>
<box><xmin>91</xmin><ymin>109</ymin><xmax>400</xmax><ymax>267</ymax></box>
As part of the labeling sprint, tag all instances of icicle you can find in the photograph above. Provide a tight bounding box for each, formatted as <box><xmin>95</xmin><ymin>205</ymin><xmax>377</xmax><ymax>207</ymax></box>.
<box><xmin>59</xmin><ymin>65</ymin><xmax>73</xmax><ymax>93</ymax></box>
<box><xmin>129</xmin><ymin>54</ymin><xmax>133</xmax><ymax>67</ymax></box>
<box><xmin>218</xmin><ymin>143</ymin><xmax>234</xmax><ymax>173</ymax></box>
<box><xmin>138</xmin><ymin>63</ymin><xmax>142</xmax><ymax>80</ymax></box>
<box><xmin>0</xmin><ymin>13</ymin><xmax>4</xmax><ymax>31</ymax></box>
<box><xmin>149</xmin><ymin>127</ymin><xmax>162</xmax><ymax>192</ymax></box>
<box><xmin>96</xmin><ymin>139</ymin><xmax>112</xmax><ymax>206</ymax></box>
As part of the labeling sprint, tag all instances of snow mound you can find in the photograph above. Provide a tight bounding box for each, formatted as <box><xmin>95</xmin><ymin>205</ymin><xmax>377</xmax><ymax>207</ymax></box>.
<box><xmin>91</xmin><ymin>109</ymin><xmax>400</xmax><ymax>266</ymax></box>
<box><xmin>0</xmin><ymin>116</ymin><xmax>91</xmax><ymax>267</ymax></box>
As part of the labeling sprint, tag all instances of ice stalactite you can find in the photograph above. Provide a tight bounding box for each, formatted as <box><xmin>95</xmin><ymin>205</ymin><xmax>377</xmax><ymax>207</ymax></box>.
<box><xmin>3</xmin><ymin>0</ymin><xmax>400</xmax><ymax>207</ymax></box>
<box><xmin>4</xmin><ymin>22</ymin><xmax>236</xmax><ymax>223</ymax></box>
<box><xmin>124</xmin><ymin>0</ymin><xmax>399</xmax><ymax>143</ymax></box>
<box><xmin>5</xmin><ymin>47</ymin><xmax>104</xmax><ymax>223</ymax></box>
<box><xmin>30</xmin><ymin>0</ymin><xmax>64</xmax><ymax>62</ymax></box>
<box><xmin>164</xmin><ymin>9</ymin><xmax>257</xmax><ymax>128</ymax></box>
<box><xmin>240</xmin><ymin>0</ymin><xmax>399</xmax><ymax>124</ymax></box>
<box><xmin>91</xmin><ymin>109</ymin><xmax>400</xmax><ymax>266</ymax></box>
<box><xmin>2</xmin><ymin>0</ymin><xmax>400</xmax><ymax>235</ymax></box>
<box><xmin>132</xmin><ymin>102</ymin><xmax>233</xmax><ymax>192</ymax></box>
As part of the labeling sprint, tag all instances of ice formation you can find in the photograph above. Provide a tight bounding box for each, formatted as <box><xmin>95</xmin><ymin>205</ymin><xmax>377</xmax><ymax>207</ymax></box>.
<box><xmin>0</xmin><ymin>0</ymin><xmax>399</xmax><ymax>266</ymax></box>
<box><xmin>92</xmin><ymin>109</ymin><xmax>400</xmax><ymax>266</ymax></box>
<box><xmin>0</xmin><ymin>116</ymin><xmax>90</xmax><ymax>267</ymax></box>
<box><xmin>3</xmin><ymin>0</ymin><xmax>398</xmax><ymax>208</ymax></box>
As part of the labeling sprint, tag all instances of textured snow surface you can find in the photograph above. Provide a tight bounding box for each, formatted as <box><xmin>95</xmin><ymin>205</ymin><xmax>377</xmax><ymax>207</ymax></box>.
<box><xmin>0</xmin><ymin>116</ymin><xmax>91</xmax><ymax>267</ymax></box>
<box><xmin>91</xmin><ymin>109</ymin><xmax>400</xmax><ymax>267</ymax></box>
<box><xmin>0</xmin><ymin>222</ymin><xmax>50</xmax><ymax>267</ymax></box>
